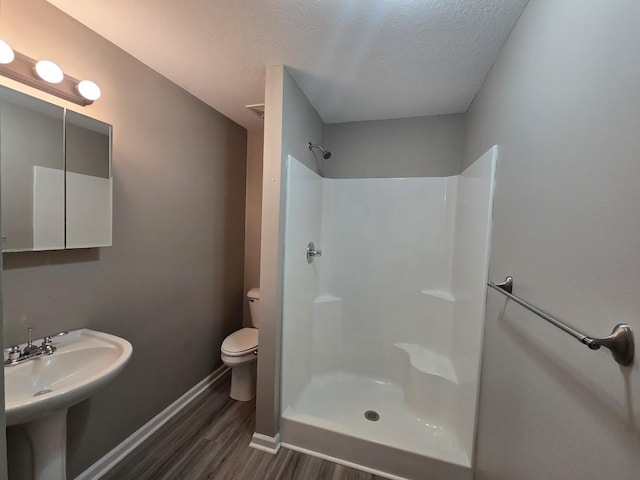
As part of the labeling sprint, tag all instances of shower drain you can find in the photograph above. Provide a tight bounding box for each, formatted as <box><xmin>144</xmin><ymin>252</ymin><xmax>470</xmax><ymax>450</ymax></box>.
<box><xmin>364</xmin><ymin>410</ymin><xmax>380</xmax><ymax>422</ymax></box>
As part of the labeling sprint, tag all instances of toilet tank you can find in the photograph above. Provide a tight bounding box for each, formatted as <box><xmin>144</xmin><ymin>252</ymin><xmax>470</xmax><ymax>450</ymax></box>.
<box><xmin>247</xmin><ymin>288</ymin><xmax>261</xmax><ymax>329</ymax></box>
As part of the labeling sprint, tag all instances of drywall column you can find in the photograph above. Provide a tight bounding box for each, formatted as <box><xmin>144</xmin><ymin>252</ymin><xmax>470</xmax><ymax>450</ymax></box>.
<box><xmin>464</xmin><ymin>1</ymin><xmax>640</xmax><ymax>479</ymax></box>
<box><xmin>256</xmin><ymin>64</ymin><xmax>324</xmax><ymax>440</ymax></box>
<box><xmin>255</xmin><ymin>65</ymin><xmax>286</xmax><ymax>438</ymax></box>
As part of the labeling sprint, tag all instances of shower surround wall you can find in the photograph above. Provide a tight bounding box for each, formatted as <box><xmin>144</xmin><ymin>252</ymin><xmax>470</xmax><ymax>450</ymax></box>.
<box><xmin>280</xmin><ymin>147</ymin><xmax>497</xmax><ymax>480</ymax></box>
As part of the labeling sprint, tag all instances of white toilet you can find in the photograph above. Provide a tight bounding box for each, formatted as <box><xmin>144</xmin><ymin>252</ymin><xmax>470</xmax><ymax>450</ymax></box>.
<box><xmin>221</xmin><ymin>288</ymin><xmax>260</xmax><ymax>401</ymax></box>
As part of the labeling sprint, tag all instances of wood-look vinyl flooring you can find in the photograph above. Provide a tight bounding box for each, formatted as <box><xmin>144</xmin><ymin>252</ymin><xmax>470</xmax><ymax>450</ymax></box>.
<box><xmin>103</xmin><ymin>372</ymin><xmax>386</xmax><ymax>480</ymax></box>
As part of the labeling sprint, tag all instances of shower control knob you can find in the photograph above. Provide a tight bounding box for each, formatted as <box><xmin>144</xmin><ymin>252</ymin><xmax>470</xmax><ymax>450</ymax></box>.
<box><xmin>306</xmin><ymin>242</ymin><xmax>322</xmax><ymax>263</ymax></box>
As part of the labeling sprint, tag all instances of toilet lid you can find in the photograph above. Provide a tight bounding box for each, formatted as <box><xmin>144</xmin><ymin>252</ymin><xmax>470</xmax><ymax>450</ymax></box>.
<box><xmin>221</xmin><ymin>328</ymin><xmax>258</xmax><ymax>356</ymax></box>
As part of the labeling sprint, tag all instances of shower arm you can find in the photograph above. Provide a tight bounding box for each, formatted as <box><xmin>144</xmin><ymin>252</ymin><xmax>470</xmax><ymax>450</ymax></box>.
<box><xmin>308</xmin><ymin>142</ymin><xmax>332</xmax><ymax>159</ymax></box>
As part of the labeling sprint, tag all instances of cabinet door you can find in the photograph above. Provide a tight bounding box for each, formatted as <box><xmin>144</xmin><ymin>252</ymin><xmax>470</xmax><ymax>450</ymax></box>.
<box><xmin>65</xmin><ymin>110</ymin><xmax>112</xmax><ymax>249</ymax></box>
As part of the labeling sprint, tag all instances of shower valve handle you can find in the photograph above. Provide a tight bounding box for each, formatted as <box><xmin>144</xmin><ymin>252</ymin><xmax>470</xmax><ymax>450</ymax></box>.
<box><xmin>306</xmin><ymin>242</ymin><xmax>322</xmax><ymax>263</ymax></box>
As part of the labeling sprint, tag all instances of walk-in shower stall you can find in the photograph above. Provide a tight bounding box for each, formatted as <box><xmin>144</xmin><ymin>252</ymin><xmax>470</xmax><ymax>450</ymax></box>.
<box><xmin>279</xmin><ymin>147</ymin><xmax>497</xmax><ymax>480</ymax></box>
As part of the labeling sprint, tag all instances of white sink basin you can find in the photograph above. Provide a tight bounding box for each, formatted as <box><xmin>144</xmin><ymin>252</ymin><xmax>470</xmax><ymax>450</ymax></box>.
<box><xmin>5</xmin><ymin>328</ymin><xmax>132</xmax><ymax>426</ymax></box>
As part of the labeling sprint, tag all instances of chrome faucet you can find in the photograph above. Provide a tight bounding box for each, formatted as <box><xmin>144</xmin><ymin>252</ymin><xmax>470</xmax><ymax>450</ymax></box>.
<box><xmin>4</xmin><ymin>328</ymin><xmax>57</xmax><ymax>366</ymax></box>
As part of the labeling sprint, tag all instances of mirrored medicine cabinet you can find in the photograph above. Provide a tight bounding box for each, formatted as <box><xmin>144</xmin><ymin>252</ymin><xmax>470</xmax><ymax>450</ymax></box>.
<box><xmin>0</xmin><ymin>85</ymin><xmax>112</xmax><ymax>252</ymax></box>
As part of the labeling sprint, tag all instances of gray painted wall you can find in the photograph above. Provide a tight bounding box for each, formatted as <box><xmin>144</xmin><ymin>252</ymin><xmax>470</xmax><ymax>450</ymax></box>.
<box><xmin>464</xmin><ymin>1</ymin><xmax>640</xmax><ymax>479</ymax></box>
<box><xmin>0</xmin><ymin>257</ymin><xmax>7</xmax><ymax>480</ymax></box>
<box><xmin>256</xmin><ymin>65</ymin><xmax>324</xmax><ymax>437</ymax></box>
<box><xmin>324</xmin><ymin>114</ymin><xmax>466</xmax><ymax>178</ymax></box>
<box><xmin>1</xmin><ymin>0</ymin><xmax>247</xmax><ymax>477</ymax></box>
<box><xmin>243</xmin><ymin>129</ymin><xmax>263</xmax><ymax>326</ymax></box>
<box><xmin>282</xmin><ymin>75</ymin><xmax>324</xmax><ymax>176</ymax></box>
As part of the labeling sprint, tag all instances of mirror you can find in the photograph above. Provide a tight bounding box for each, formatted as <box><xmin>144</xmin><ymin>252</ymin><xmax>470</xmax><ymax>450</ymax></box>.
<box><xmin>0</xmin><ymin>86</ymin><xmax>112</xmax><ymax>252</ymax></box>
<box><xmin>0</xmin><ymin>87</ymin><xmax>65</xmax><ymax>251</ymax></box>
<box><xmin>65</xmin><ymin>111</ymin><xmax>112</xmax><ymax>248</ymax></box>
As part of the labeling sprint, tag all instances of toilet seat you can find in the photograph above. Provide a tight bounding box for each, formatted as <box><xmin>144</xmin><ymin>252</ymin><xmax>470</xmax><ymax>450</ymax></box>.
<box><xmin>221</xmin><ymin>328</ymin><xmax>258</xmax><ymax>356</ymax></box>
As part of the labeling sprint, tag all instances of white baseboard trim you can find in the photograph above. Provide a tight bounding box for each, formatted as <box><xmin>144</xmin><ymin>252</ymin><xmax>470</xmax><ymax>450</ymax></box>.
<box><xmin>249</xmin><ymin>432</ymin><xmax>281</xmax><ymax>454</ymax></box>
<box><xmin>281</xmin><ymin>442</ymin><xmax>407</xmax><ymax>480</ymax></box>
<box><xmin>75</xmin><ymin>365</ymin><xmax>230</xmax><ymax>480</ymax></box>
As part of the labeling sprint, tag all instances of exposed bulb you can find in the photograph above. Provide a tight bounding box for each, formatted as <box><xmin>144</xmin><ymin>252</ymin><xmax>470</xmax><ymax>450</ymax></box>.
<box><xmin>34</xmin><ymin>60</ymin><xmax>64</xmax><ymax>83</ymax></box>
<box><xmin>0</xmin><ymin>40</ymin><xmax>15</xmax><ymax>64</ymax></box>
<box><xmin>77</xmin><ymin>80</ymin><xmax>101</xmax><ymax>101</ymax></box>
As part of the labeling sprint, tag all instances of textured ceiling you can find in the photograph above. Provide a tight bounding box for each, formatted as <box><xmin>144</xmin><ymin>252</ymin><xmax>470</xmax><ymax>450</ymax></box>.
<box><xmin>46</xmin><ymin>0</ymin><xmax>528</xmax><ymax>131</ymax></box>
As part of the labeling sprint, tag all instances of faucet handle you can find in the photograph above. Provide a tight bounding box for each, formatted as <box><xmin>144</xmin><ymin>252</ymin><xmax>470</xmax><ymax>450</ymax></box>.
<box><xmin>41</xmin><ymin>336</ymin><xmax>56</xmax><ymax>355</ymax></box>
<box><xmin>8</xmin><ymin>346</ymin><xmax>21</xmax><ymax>361</ymax></box>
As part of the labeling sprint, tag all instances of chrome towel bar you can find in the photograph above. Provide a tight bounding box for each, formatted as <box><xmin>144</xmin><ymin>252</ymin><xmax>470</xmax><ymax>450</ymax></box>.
<box><xmin>488</xmin><ymin>276</ymin><xmax>634</xmax><ymax>367</ymax></box>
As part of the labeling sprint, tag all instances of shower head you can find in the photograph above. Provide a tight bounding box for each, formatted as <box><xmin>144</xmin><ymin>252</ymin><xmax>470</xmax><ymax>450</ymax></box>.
<box><xmin>308</xmin><ymin>142</ymin><xmax>332</xmax><ymax>159</ymax></box>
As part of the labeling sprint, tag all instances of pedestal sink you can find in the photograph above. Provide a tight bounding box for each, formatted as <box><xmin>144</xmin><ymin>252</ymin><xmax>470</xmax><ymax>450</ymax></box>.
<box><xmin>4</xmin><ymin>329</ymin><xmax>133</xmax><ymax>480</ymax></box>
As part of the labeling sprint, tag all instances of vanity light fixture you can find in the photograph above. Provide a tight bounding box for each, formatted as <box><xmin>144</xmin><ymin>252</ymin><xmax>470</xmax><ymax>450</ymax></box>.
<box><xmin>0</xmin><ymin>40</ymin><xmax>15</xmax><ymax>64</ymax></box>
<box><xmin>0</xmin><ymin>40</ymin><xmax>100</xmax><ymax>106</ymax></box>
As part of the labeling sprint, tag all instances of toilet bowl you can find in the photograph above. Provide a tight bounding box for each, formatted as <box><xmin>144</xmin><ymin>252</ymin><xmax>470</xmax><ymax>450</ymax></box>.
<box><xmin>221</xmin><ymin>288</ymin><xmax>260</xmax><ymax>401</ymax></box>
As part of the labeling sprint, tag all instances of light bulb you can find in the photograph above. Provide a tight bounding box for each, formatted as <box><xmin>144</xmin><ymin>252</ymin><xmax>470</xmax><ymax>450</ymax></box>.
<box><xmin>0</xmin><ymin>40</ymin><xmax>15</xmax><ymax>64</ymax></box>
<box><xmin>77</xmin><ymin>80</ymin><xmax>101</xmax><ymax>101</ymax></box>
<box><xmin>34</xmin><ymin>60</ymin><xmax>64</xmax><ymax>83</ymax></box>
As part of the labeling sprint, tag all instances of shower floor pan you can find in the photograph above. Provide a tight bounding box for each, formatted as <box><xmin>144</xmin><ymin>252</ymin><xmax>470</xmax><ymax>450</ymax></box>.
<box><xmin>281</xmin><ymin>371</ymin><xmax>471</xmax><ymax>480</ymax></box>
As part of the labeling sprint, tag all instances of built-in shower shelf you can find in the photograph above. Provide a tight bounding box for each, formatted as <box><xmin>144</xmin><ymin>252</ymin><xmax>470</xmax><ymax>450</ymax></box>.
<box><xmin>421</xmin><ymin>289</ymin><xmax>456</xmax><ymax>302</ymax></box>
<box><xmin>395</xmin><ymin>343</ymin><xmax>458</xmax><ymax>384</ymax></box>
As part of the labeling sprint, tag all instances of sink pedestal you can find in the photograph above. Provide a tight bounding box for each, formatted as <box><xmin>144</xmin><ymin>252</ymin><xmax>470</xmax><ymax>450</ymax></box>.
<box><xmin>23</xmin><ymin>409</ymin><xmax>68</xmax><ymax>480</ymax></box>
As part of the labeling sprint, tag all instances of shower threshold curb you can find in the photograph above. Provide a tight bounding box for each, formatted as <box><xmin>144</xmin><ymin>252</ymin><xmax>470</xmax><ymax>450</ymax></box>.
<box><xmin>281</xmin><ymin>442</ymin><xmax>408</xmax><ymax>480</ymax></box>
